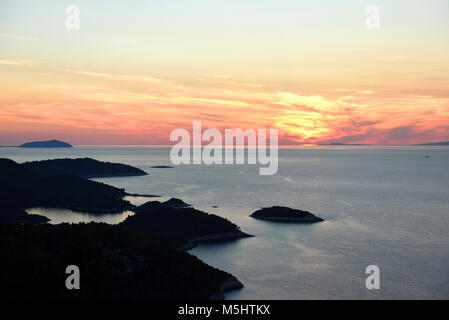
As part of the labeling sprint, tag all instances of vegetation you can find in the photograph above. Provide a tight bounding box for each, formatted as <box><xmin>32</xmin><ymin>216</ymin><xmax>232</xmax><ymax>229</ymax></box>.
<box><xmin>122</xmin><ymin>201</ymin><xmax>249</xmax><ymax>247</ymax></box>
<box><xmin>128</xmin><ymin>201</ymin><xmax>238</xmax><ymax>233</ymax></box>
<box><xmin>21</xmin><ymin>174</ymin><xmax>132</xmax><ymax>213</ymax></box>
<box><xmin>0</xmin><ymin>222</ymin><xmax>239</xmax><ymax>299</ymax></box>
<box><xmin>0</xmin><ymin>204</ymin><xmax>49</xmax><ymax>225</ymax></box>
<box><xmin>162</xmin><ymin>197</ymin><xmax>191</xmax><ymax>208</ymax></box>
<box><xmin>0</xmin><ymin>157</ymin><xmax>247</xmax><ymax>299</ymax></box>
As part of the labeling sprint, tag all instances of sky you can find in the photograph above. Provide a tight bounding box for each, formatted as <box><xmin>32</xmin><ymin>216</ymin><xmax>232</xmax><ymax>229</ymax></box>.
<box><xmin>0</xmin><ymin>0</ymin><xmax>448</xmax><ymax>145</ymax></box>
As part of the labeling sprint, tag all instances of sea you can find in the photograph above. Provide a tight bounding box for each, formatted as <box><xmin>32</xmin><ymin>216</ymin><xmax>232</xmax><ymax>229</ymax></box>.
<box><xmin>1</xmin><ymin>146</ymin><xmax>448</xmax><ymax>299</ymax></box>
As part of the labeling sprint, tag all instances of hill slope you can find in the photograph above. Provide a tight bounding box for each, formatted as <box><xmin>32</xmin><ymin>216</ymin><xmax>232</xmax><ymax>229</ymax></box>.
<box><xmin>122</xmin><ymin>201</ymin><xmax>252</xmax><ymax>248</ymax></box>
<box><xmin>0</xmin><ymin>223</ymin><xmax>242</xmax><ymax>299</ymax></box>
<box><xmin>23</xmin><ymin>158</ymin><xmax>148</xmax><ymax>178</ymax></box>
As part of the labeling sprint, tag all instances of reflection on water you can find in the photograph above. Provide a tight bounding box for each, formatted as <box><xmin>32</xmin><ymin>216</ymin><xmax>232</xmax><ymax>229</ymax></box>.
<box><xmin>27</xmin><ymin>207</ymin><xmax>134</xmax><ymax>225</ymax></box>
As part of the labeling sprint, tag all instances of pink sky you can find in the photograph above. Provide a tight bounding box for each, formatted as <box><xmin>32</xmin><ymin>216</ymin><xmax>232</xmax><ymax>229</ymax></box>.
<box><xmin>1</xmin><ymin>1</ymin><xmax>449</xmax><ymax>145</ymax></box>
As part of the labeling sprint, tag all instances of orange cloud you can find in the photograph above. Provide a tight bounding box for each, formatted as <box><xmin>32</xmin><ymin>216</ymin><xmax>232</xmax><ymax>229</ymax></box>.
<box><xmin>1</xmin><ymin>67</ymin><xmax>448</xmax><ymax>145</ymax></box>
<box><xmin>0</xmin><ymin>59</ymin><xmax>37</xmax><ymax>66</ymax></box>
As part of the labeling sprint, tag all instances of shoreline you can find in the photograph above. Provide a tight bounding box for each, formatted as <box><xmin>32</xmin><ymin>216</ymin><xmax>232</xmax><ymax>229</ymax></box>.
<box><xmin>179</xmin><ymin>230</ymin><xmax>254</xmax><ymax>251</ymax></box>
<box><xmin>211</xmin><ymin>275</ymin><xmax>244</xmax><ymax>300</ymax></box>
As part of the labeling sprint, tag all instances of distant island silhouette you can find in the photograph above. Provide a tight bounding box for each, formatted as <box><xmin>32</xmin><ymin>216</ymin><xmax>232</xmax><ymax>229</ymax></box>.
<box><xmin>19</xmin><ymin>140</ymin><xmax>73</xmax><ymax>148</ymax></box>
<box><xmin>413</xmin><ymin>141</ymin><xmax>449</xmax><ymax>146</ymax></box>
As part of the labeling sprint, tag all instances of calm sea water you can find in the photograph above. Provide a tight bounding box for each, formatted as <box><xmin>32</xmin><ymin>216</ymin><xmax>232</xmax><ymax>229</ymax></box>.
<box><xmin>1</xmin><ymin>146</ymin><xmax>449</xmax><ymax>299</ymax></box>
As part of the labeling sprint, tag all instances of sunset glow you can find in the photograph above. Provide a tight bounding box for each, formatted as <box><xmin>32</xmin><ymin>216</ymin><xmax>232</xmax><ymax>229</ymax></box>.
<box><xmin>1</xmin><ymin>0</ymin><xmax>448</xmax><ymax>145</ymax></box>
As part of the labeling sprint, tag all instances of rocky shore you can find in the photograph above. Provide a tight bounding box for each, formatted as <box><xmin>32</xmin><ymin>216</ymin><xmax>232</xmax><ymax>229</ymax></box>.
<box><xmin>210</xmin><ymin>275</ymin><xmax>244</xmax><ymax>300</ymax></box>
<box><xmin>180</xmin><ymin>230</ymin><xmax>254</xmax><ymax>250</ymax></box>
<box><xmin>0</xmin><ymin>157</ymin><xmax>252</xmax><ymax>299</ymax></box>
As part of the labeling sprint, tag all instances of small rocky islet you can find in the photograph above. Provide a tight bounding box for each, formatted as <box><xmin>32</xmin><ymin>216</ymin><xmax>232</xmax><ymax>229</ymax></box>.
<box><xmin>250</xmin><ymin>206</ymin><xmax>324</xmax><ymax>223</ymax></box>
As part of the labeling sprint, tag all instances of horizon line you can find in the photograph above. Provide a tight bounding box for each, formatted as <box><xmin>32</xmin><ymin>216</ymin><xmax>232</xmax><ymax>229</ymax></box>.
<box><xmin>2</xmin><ymin>144</ymin><xmax>448</xmax><ymax>148</ymax></box>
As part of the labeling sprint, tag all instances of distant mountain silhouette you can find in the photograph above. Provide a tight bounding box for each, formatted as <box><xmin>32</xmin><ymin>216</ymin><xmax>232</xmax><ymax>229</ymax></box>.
<box><xmin>414</xmin><ymin>141</ymin><xmax>449</xmax><ymax>146</ymax></box>
<box><xmin>19</xmin><ymin>140</ymin><xmax>73</xmax><ymax>148</ymax></box>
<box><xmin>318</xmin><ymin>142</ymin><xmax>367</xmax><ymax>146</ymax></box>
<box><xmin>23</xmin><ymin>157</ymin><xmax>148</xmax><ymax>178</ymax></box>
